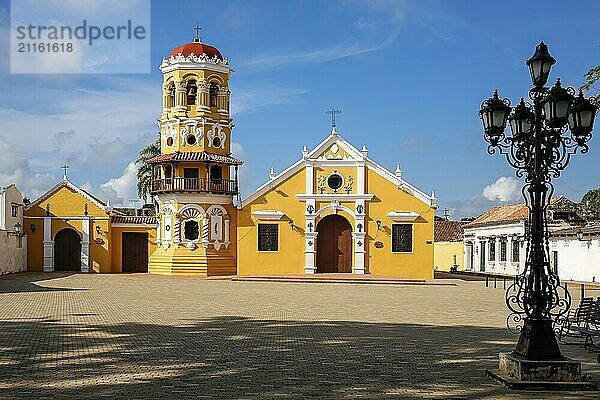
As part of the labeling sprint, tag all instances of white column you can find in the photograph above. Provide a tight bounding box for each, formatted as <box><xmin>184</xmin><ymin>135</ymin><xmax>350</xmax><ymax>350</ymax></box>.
<box><xmin>352</xmin><ymin>232</ymin><xmax>366</xmax><ymax>274</ymax></box>
<box><xmin>81</xmin><ymin>217</ymin><xmax>90</xmax><ymax>273</ymax></box>
<box><xmin>173</xmin><ymin>215</ymin><xmax>181</xmax><ymax>247</ymax></box>
<box><xmin>201</xmin><ymin>216</ymin><xmax>209</xmax><ymax>248</ymax></box>
<box><xmin>155</xmin><ymin>215</ymin><xmax>162</xmax><ymax>245</ymax></box>
<box><xmin>43</xmin><ymin>216</ymin><xmax>53</xmax><ymax>272</ymax></box>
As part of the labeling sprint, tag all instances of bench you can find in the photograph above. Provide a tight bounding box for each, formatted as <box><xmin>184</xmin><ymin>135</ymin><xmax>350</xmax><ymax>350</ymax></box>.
<box><xmin>557</xmin><ymin>297</ymin><xmax>595</xmax><ymax>340</ymax></box>
<box><xmin>568</xmin><ymin>298</ymin><xmax>600</xmax><ymax>349</ymax></box>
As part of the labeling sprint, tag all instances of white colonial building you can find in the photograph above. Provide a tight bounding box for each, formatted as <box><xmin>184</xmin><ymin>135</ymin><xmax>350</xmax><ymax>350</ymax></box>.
<box><xmin>550</xmin><ymin>224</ymin><xmax>600</xmax><ymax>283</ymax></box>
<box><xmin>0</xmin><ymin>184</ymin><xmax>27</xmax><ymax>274</ymax></box>
<box><xmin>463</xmin><ymin>196</ymin><xmax>588</xmax><ymax>276</ymax></box>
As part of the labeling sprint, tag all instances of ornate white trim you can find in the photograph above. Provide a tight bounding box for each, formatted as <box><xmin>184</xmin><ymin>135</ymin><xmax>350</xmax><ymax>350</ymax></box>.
<box><xmin>206</xmin><ymin>205</ymin><xmax>230</xmax><ymax>250</ymax></box>
<box><xmin>207</xmin><ymin>123</ymin><xmax>226</xmax><ymax>149</ymax></box>
<box><xmin>25</xmin><ymin>178</ymin><xmax>108</xmax><ymax>213</ymax></box>
<box><xmin>241</xmin><ymin>130</ymin><xmax>435</xmax><ymax>208</ymax></box>
<box><xmin>296</xmin><ymin>194</ymin><xmax>374</xmax><ymax>201</ymax></box>
<box><xmin>387</xmin><ymin>211</ymin><xmax>420</xmax><ymax>222</ymax></box>
<box><xmin>252</xmin><ymin>210</ymin><xmax>285</xmax><ymax>220</ymax></box>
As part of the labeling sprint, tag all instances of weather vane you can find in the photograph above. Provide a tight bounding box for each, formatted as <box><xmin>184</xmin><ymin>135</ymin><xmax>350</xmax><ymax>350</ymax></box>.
<box><xmin>325</xmin><ymin>109</ymin><xmax>342</xmax><ymax>128</ymax></box>
<box><xmin>61</xmin><ymin>164</ymin><xmax>69</xmax><ymax>179</ymax></box>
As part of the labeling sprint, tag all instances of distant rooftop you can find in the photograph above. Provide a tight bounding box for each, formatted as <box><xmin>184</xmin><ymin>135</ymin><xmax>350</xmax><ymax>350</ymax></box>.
<box><xmin>434</xmin><ymin>220</ymin><xmax>468</xmax><ymax>242</ymax></box>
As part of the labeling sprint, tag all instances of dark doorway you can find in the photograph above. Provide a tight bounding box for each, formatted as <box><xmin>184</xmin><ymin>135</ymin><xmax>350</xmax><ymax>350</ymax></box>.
<box><xmin>122</xmin><ymin>233</ymin><xmax>148</xmax><ymax>273</ymax></box>
<box><xmin>316</xmin><ymin>214</ymin><xmax>352</xmax><ymax>273</ymax></box>
<box><xmin>54</xmin><ymin>228</ymin><xmax>81</xmax><ymax>271</ymax></box>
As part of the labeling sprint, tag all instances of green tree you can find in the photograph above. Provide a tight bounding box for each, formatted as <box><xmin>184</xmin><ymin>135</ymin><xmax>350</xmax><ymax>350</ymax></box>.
<box><xmin>581</xmin><ymin>65</ymin><xmax>600</xmax><ymax>91</ymax></box>
<box><xmin>581</xmin><ymin>188</ymin><xmax>600</xmax><ymax>213</ymax></box>
<box><xmin>136</xmin><ymin>137</ymin><xmax>161</xmax><ymax>203</ymax></box>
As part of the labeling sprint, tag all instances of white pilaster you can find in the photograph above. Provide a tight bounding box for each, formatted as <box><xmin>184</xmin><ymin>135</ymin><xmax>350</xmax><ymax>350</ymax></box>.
<box><xmin>306</xmin><ymin>162</ymin><xmax>314</xmax><ymax>194</ymax></box>
<box><xmin>352</xmin><ymin>232</ymin><xmax>366</xmax><ymax>274</ymax></box>
<box><xmin>43</xmin><ymin>216</ymin><xmax>53</xmax><ymax>272</ymax></box>
<box><xmin>201</xmin><ymin>216</ymin><xmax>209</xmax><ymax>248</ymax></box>
<box><xmin>304</xmin><ymin>232</ymin><xmax>318</xmax><ymax>274</ymax></box>
<box><xmin>155</xmin><ymin>215</ymin><xmax>162</xmax><ymax>244</ymax></box>
<box><xmin>356</xmin><ymin>162</ymin><xmax>365</xmax><ymax>195</ymax></box>
<box><xmin>81</xmin><ymin>217</ymin><xmax>90</xmax><ymax>273</ymax></box>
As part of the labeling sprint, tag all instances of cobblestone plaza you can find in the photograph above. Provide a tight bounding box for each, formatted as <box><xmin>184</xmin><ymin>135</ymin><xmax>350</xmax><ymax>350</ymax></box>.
<box><xmin>0</xmin><ymin>273</ymin><xmax>599</xmax><ymax>399</ymax></box>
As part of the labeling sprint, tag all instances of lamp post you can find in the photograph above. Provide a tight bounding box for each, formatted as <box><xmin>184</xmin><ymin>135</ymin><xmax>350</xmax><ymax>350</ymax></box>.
<box><xmin>479</xmin><ymin>42</ymin><xmax>597</xmax><ymax>386</ymax></box>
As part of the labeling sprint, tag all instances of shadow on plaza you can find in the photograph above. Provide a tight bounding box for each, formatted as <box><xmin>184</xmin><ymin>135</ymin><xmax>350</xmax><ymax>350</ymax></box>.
<box><xmin>3</xmin><ymin>316</ymin><xmax>597</xmax><ymax>399</ymax></box>
<box><xmin>0</xmin><ymin>272</ymin><xmax>84</xmax><ymax>294</ymax></box>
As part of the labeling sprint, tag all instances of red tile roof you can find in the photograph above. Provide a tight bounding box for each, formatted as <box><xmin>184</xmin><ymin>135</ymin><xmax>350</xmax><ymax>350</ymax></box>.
<box><xmin>465</xmin><ymin>196</ymin><xmax>567</xmax><ymax>228</ymax></box>
<box><xmin>434</xmin><ymin>221</ymin><xmax>468</xmax><ymax>242</ymax></box>
<box><xmin>169</xmin><ymin>42</ymin><xmax>223</xmax><ymax>60</ymax></box>
<box><xmin>147</xmin><ymin>151</ymin><xmax>243</xmax><ymax>165</ymax></box>
<box><xmin>111</xmin><ymin>216</ymin><xmax>157</xmax><ymax>225</ymax></box>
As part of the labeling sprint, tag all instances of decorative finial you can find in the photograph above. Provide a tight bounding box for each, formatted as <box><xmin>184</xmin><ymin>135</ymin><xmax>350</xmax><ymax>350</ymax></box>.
<box><xmin>325</xmin><ymin>109</ymin><xmax>342</xmax><ymax>130</ymax></box>
<box><xmin>61</xmin><ymin>164</ymin><xmax>69</xmax><ymax>180</ymax></box>
<box><xmin>361</xmin><ymin>145</ymin><xmax>368</xmax><ymax>157</ymax></box>
<box><xmin>84</xmin><ymin>203</ymin><xmax>89</xmax><ymax>216</ymax></box>
<box><xmin>193</xmin><ymin>23</ymin><xmax>202</xmax><ymax>43</ymax></box>
<box><xmin>302</xmin><ymin>145</ymin><xmax>309</xmax><ymax>159</ymax></box>
<box><xmin>395</xmin><ymin>164</ymin><xmax>402</xmax><ymax>179</ymax></box>
<box><xmin>269</xmin><ymin>167</ymin><xmax>276</xmax><ymax>180</ymax></box>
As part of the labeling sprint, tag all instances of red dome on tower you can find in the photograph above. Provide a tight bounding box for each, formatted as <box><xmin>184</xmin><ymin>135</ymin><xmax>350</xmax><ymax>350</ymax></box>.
<box><xmin>168</xmin><ymin>39</ymin><xmax>223</xmax><ymax>60</ymax></box>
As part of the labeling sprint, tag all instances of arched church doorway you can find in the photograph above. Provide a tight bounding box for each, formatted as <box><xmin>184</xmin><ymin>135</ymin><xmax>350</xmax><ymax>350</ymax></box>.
<box><xmin>316</xmin><ymin>214</ymin><xmax>352</xmax><ymax>273</ymax></box>
<box><xmin>54</xmin><ymin>228</ymin><xmax>81</xmax><ymax>271</ymax></box>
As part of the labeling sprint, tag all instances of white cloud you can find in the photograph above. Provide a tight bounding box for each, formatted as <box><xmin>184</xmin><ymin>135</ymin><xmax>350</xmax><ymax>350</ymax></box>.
<box><xmin>482</xmin><ymin>176</ymin><xmax>521</xmax><ymax>202</ymax></box>
<box><xmin>231</xmin><ymin>85</ymin><xmax>309</xmax><ymax>115</ymax></box>
<box><xmin>239</xmin><ymin>33</ymin><xmax>398</xmax><ymax>70</ymax></box>
<box><xmin>98</xmin><ymin>161</ymin><xmax>140</xmax><ymax>206</ymax></box>
<box><xmin>0</xmin><ymin>138</ymin><xmax>56</xmax><ymax>199</ymax></box>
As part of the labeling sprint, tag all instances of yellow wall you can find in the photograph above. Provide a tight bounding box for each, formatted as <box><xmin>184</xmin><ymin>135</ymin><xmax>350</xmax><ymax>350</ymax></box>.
<box><xmin>363</xmin><ymin>168</ymin><xmax>434</xmax><ymax>279</ymax></box>
<box><xmin>24</xmin><ymin>185</ymin><xmax>110</xmax><ymax>272</ymax></box>
<box><xmin>238</xmin><ymin>164</ymin><xmax>435</xmax><ymax>279</ymax></box>
<box><xmin>434</xmin><ymin>241</ymin><xmax>464</xmax><ymax>272</ymax></box>
<box><xmin>237</xmin><ymin>168</ymin><xmax>306</xmax><ymax>275</ymax></box>
<box><xmin>111</xmin><ymin>226</ymin><xmax>157</xmax><ymax>273</ymax></box>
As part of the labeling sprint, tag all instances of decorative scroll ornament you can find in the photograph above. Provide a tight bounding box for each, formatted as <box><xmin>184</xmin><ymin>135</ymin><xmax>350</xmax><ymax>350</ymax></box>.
<box><xmin>180</xmin><ymin>120</ymin><xmax>203</xmax><ymax>146</ymax></box>
<box><xmin>344</xmin><ymin>176</ymin><xmax>354</xmax><ymax>194</ymax></box>
<box><xmin>163</xmin><ymin>122</ymin><xmax>177</xmax><ymax>145</ymax></box>
<box><xmin>206</xmin><ymin>205</ymin><xmax>230</xmax><ymax>250</ymax></box>
<box><xmin>317</xmin><ymin>176</ymin><xmax>327</xmax><ymax>194</ymax></box>
<box><xmin>207</xmin><ymin>123</ymin><xmax>226</xmax><ymax>149</ymax></box>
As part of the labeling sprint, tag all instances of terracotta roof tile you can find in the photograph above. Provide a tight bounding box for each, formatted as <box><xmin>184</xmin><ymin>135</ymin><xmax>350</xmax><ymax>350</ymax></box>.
<box><xmin>147</xmin><ymin>151</ymin><xmax>243</xmax><ymax>165</ymax></box>
<box><xmin>465</xmin><ymin>197</ymin><xmax>567</xmax><ymax>228</ymax></box>
<box><xmin>434</xmin><ymin>221</ymin><xmax>468</xmax><ymax>242</ymax></box>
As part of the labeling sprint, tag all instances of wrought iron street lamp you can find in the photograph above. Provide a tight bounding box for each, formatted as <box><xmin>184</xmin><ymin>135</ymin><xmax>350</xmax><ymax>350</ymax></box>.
<box><xmin>479</xmin><ymin>42</ymin><xmax>598</xmax><ymax>363</ymax></box>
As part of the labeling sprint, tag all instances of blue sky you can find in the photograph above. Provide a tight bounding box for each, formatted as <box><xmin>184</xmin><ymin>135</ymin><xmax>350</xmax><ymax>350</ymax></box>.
<box><xmin>0</xmin><ymin>0</ymin><xmax>599</xmax><ymax>217</ymax></box>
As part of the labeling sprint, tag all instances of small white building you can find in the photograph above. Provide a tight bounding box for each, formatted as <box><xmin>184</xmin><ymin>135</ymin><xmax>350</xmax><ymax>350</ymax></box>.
<box><xmin>463</xmin><ymin>196</ymin><xmax>586</xmax><ymax>276</ymax></box>
<box><xmin>0</xmin><ymin>184</ymin><xmax>27</xmax><ymax>274</ymax></box>
<box><xmin>550</xmin><ymin>224</ymin><xmax>600</xmax><ymax>283</ymax></box>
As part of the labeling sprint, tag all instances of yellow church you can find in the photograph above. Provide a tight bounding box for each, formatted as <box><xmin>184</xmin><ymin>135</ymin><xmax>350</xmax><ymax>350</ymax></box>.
<box><xmin>23</xmin><ymin>35</ymin><xmax>437</xmax><ymax>279</ymax></box>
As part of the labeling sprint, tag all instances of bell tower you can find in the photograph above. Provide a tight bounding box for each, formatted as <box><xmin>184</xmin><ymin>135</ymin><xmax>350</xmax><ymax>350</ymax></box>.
<box><xmin>147</xmin><ymin>30</ymin><xmax>242</xmax><ymax>276</ymax></box>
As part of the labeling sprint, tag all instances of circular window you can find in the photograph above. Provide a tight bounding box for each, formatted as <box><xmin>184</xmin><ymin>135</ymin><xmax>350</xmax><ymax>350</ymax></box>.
<box><xmin>186</xmin><ymin>135</ymin><xmax>196</xmax><ymax>145</ymax></box>
<box><xmin>166</xmin><ymin>137</ymin><xmax>173</xmax><ymax>146</ymax></box>
<box><xmin>327</xmin><ymin>173</ymin><xmax>344</xmax><ymax>191</ymax></box>
<box><xmin>212</xmin><ymin>137</ymin><xmax>221</xmax><ymax>147</ymax></box>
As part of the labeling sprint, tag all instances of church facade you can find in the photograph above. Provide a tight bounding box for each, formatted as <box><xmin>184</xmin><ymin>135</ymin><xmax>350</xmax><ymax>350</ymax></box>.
<box><xmin>23</xmin><ymin>35</ymin><xmax>436</xmax><ymax>278</ymax></box>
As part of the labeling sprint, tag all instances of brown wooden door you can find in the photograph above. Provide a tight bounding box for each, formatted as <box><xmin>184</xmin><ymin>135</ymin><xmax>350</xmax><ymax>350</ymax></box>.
<box><xmin>122</xmin><ymin>233</ymin><xmax>148</xmax><ymax>273</ymax></box>
<box><xmin>316</xmin><ymin>215</ymin><xmax>352</xmax><ymax>273</ymax></box>
<box><xmin>54</xmin><ymin>228</ymin><xmax>81</xmax><ymax>271</ymax></box>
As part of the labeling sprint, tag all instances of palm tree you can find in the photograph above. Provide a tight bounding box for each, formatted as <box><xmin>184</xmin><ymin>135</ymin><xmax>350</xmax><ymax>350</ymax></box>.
<box><xmin>136</xmin><ymin>137</ymin><xmax>161</xmax><ymax>203</ymax></box>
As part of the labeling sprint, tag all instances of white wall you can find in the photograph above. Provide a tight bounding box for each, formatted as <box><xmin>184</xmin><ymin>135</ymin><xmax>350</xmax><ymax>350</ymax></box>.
<box><xmin>0</xmin><ymin>184</ymin><xmax>26</xmax><ymax>274</ymax></box>
<box><xmin>463</xmin><ymin>221</ymin><xmax>526</xmax><ymax>275</ymax></box>
<box><xmin>0</xmin><ymin>232</ymin><xmax>27</xmax><ymax>274</ymax></box>
<box><xmin>551</xmin><ymin>236</ymin><xmax>600</xmax><ymax>283</ymax></box>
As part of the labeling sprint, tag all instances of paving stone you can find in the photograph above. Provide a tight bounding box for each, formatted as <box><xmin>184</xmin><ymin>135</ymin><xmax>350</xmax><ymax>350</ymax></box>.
<box><xmin>0</xmin><ymin>272</ymin><xmax>598</xmax><ymax>399</ymax></box>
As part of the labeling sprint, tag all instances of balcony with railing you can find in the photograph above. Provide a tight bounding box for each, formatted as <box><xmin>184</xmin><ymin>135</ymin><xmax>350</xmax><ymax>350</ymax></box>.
<box><xmin>151</xmin><ymin>177</ymin><xmax>238</xmax><ymax>195</ymax></box>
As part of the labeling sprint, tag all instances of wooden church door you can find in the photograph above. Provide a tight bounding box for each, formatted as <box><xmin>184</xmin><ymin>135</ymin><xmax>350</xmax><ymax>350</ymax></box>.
<box><xmin>316</xmin><ymin>214</ymin><xmax>352</xmax><ymax>273</ymax></box>
<box><xmin>54</xmin><ymin>228</ymin><xmax>81</xmax><ymax>271</ymax></box>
